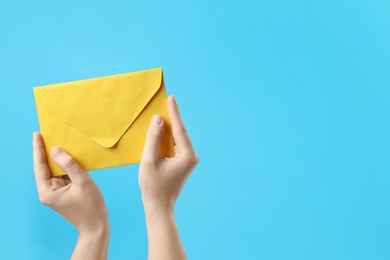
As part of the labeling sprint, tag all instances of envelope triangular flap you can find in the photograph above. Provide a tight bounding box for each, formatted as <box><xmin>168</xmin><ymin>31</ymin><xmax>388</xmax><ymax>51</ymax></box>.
<box><xmin>34</xmin><ymin>68</ymin><xmax>163</xmax><ymax>148</ymax></box>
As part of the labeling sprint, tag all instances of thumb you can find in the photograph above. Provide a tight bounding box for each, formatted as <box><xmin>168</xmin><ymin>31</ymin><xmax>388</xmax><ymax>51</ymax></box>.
<box><xmin>50</xmin><ymin>147</ymin><xmax>88</xmax><ymax>183</ymax></box>
<box><xmin>141</xmin><ymin>114</ymin><xmax>165</xmax><ymax>163</ymax></box>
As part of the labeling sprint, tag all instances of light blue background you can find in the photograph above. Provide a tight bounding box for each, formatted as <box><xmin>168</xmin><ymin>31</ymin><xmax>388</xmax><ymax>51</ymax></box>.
<box><xmin>1</xmin><ymin>0</ymin><xmax>389</xmax><ymax>259</ymax></box>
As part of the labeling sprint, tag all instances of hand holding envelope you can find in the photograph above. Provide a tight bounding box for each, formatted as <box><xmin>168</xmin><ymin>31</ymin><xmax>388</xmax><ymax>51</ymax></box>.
<box><xmin>34</xmin><ymin>68</ymin><xmax>174</xmax><ymax>176</ymax></box>
<box><xmin>32</xmin><ymin>92</ymin><xmax>198</xmax><ymax>259</ymax></box>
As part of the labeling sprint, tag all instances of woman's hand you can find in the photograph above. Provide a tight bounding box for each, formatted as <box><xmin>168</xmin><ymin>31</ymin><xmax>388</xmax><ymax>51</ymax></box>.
<box><xmin>139</xmin><ymin>95</ymin><xmax>199</xmax><ymax>260</ymax></box>
<box><xmin>33</xmin><ymin>132</ymin><xmax>109</xmax><ymax>260</ymax></box>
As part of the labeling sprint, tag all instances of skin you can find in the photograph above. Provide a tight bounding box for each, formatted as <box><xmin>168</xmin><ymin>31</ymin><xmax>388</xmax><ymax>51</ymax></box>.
<box><xmin>32</xmin><ymin>95</ymin><xmax>198</xmax><ymax>259</ymax></box>
<box><xmin>139</xmin><ymin>95</ymin><xmax>199</xmax><ymax>260</ymax></box>
<box><xmin>32</xmin><ymin>132</ymin><xmax>109</xmax><ymax>260</ymax></box>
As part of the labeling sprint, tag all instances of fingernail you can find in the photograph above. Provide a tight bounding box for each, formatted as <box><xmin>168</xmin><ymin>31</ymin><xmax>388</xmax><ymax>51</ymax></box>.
<box><xmin>51</xmin><ymin>147</ymin><xmax>63</xmax><ymax>157</ymax></box>
<box><xmin>172</xmin><ymin>95</ymin><xmax>176</xmax><ymax>103</ymax></box>
<box><xmin>152</xmin><ymin>115</ymin><xmax>162</xmax><ymax>125</ymax></box>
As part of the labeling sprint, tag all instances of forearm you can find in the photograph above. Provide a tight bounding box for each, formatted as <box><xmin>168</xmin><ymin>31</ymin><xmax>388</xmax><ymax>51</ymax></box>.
<box><xmin>144</xmin><ymin>205</ymin><xmax>186</xmax><ymax>260</ymax></box>
<box><xmin>71</xmin><ymin>224</ymin><xmax>110</xmax><ymax>260</ymax></box>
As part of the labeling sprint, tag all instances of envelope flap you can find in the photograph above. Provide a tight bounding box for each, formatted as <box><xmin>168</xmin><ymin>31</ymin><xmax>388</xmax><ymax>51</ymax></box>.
<box><xmin>34</xmin><ymin>68</ymin><xmax>163</xmax><ymax>148</ymax></box>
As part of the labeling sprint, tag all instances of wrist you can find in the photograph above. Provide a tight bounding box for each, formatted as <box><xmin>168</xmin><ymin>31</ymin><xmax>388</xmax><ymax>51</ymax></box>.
<box><xmin>72</xmin><ymin>222</ymin><xmax>110</xmax><ymax>260</ymax></box>
<box><xmin>142</xmin><ymin>196</ymin><xmax>175</xmax><ymax>216</ymax></box>
<box><xmin>78</xmin><ymin>221</ymin><xmax>110</xmax><ymax>241</ymax></box>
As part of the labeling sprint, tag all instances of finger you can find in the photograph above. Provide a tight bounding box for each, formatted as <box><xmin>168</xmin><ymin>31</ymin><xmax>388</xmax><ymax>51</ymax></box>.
<box><xmin>50</xmin><ymin>147</ymin><xmax>88</xmax><ymax>184</ymax></box>
<box><xmin>33</xmin><ymin>132</ymin><xmax>50</xmax><ymax>189</ymax></box>
<box><xmin>141</xmin><ymin>114</ymin><xmax>165</xmax><ymax>163</ymax></box>
<box><xmin>167</xmin><ymin>95</ymin><xmax>195</xmax><ymax>154</ymax></box>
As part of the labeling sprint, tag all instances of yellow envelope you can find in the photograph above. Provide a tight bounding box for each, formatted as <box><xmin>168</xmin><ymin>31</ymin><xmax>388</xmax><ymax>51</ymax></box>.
<box><xmin>33</xmin><ymin>68</ymin><xmax>174</xmax><ymax>176</ymax></box>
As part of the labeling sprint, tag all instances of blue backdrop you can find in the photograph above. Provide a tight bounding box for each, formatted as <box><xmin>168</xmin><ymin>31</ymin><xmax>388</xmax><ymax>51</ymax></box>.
<box><xmin>1</xmin><ymin>0</ymin><xmax>389</xmax><ymax>259</ymax></box>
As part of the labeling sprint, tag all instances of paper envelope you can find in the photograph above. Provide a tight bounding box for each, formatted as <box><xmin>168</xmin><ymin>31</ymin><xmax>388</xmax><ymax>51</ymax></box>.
<box><xmin>34</xmin><ymin>68</ymin><xmax>174</xmax><ymax>176</ymax></box>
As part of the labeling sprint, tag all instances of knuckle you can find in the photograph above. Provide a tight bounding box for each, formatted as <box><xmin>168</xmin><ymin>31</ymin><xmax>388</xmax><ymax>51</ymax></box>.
<box><xmin>78</xmin><ymin>178</ymin><xmax>90</xmax><ymax>188</ymax></box>
<box><xmin>141</xmin><ymin>157</ymin><xmax>158</xmax><ymax>168</ymax></box>
<box><xmin>61</xmin><ymin>156</ymin><xmax>77</xmax><ymax>171</ymax></box>
<box><xmin>187</xmin><ymin>154</ymin><xmax>199</xmax><ymax>167</ymax></box>
<box><xmin>141</xmin><ymin>157</ymin><xmax>153</xmax><ymax>165</ymax></box>
<box><xmin>147</xmin><ymin>127</ymin><xmax>163</xmax><ymax>139</ymax></box>
<box><xmin>38</xmin><ymin>194</ymin><xmax>49</xmax><ymax>205</ymax></box>
<box><xmin>146</xmin><ymin>134</ymin><xmax>160</xmax><ymax>140</ymax></box>
<box><xmin>33</xmin><ymin>164</ymin><xmax>44</xmax><ymax>173</ymax></box>
<box><xmin>173</xmin><ymin>125</ymin><xmax>187</xmax><ymax>134</ymax></box>
<box><xmin>194</xmin><ymin>155</ymin><xmax>200</xmax><ymax>165</ymax></box>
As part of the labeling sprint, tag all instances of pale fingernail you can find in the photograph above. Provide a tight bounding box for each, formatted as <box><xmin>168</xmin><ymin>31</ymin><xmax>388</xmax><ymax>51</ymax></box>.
<box><xmin>172</xmin><ymin>95</ymin><xmax>178</xmax><ymax>106</ymax></box>
<box><xmin>51</xmin><ymin>147</ymin><xmax>63</xmax><ymax>157</ymax></box>
<box><xmin>152</xmin><ymin>115</ymin><xmax>162</xmax><ymax>125</ymax></box>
